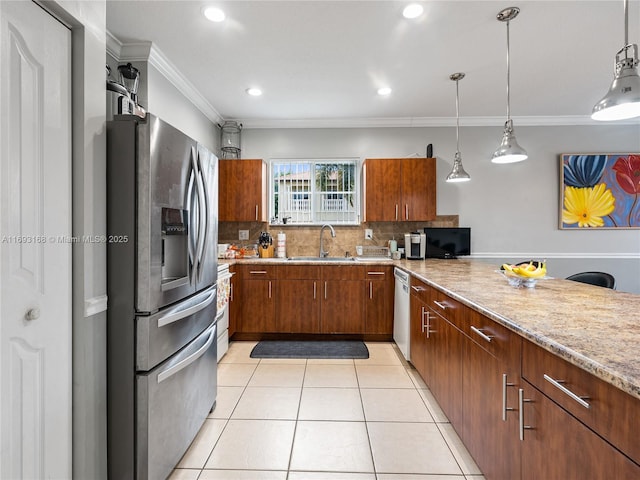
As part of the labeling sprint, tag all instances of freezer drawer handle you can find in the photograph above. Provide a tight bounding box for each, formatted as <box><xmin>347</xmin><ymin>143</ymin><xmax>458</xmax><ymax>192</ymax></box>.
<box><xmin>157</xmin><ymin>287</ymin><xmax>216</xmax><ymax>328</ymax></box>
<box><xmin>157</xmin><ymin>325</ymin><xmax>216</xmax><ymax>383</ymax></box>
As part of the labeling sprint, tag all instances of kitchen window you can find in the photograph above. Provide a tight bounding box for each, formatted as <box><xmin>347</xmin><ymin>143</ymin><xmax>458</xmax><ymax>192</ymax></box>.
<box><xmin>270</xmin><ymin>159</ymin><xmax>359</xmax><ymax>225</ymax></box>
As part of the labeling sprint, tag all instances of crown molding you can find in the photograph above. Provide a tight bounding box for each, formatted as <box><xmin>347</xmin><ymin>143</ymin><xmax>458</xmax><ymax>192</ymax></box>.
<box><xmin>106</xmin><ymin>32</ymin><xmax>224</xmax><ymax>125</ymax></box>
<box><xmin>237</xmin><ymin>115</ymin><xmax>640</xmax><ymax>129</ymax></box>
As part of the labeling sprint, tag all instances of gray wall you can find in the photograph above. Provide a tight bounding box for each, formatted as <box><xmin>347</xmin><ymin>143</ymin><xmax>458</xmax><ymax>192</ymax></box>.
<box><xmin>241</xmin><ymin>124</ymin><xmax>640</xmax><ymax>293</ymax></box>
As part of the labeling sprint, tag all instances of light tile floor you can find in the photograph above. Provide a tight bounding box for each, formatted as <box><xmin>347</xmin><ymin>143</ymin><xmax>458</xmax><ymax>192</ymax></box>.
<box><xmin>170</xmin><ymin>341</ymin><xmax>486</xmax><ymax>480</ymax></box>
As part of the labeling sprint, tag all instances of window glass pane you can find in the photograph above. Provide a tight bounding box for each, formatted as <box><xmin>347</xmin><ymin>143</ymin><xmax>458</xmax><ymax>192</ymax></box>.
<box><xmin>270</xmin><ymin>159</ymin><xmax>359</xmax><ymax>225</ymax></box>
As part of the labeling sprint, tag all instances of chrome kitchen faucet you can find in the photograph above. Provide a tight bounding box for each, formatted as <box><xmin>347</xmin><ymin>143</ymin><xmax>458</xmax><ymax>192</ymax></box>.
<box><xmin>319</xmin><ymin>224</ymin><xmax>336</xmax><ymax>257</ymax></box>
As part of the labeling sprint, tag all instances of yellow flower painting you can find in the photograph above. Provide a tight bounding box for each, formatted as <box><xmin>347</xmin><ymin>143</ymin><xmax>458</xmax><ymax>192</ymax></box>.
<box><xmin>561</xmin><ymin>153</ymin><xmax>640</xmax><ymax>229</ymax></box>
<box><xmin>562</xmin><ymin>183</ymin><xmax>615</xmax><ymax>228</ymax></box>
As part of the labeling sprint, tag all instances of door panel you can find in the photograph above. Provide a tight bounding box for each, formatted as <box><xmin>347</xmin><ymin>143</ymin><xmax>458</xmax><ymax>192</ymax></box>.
<box><xmin>0</xmin><ymin>1</ymin><xmax>72</xmax><ymax>478</ymax></box>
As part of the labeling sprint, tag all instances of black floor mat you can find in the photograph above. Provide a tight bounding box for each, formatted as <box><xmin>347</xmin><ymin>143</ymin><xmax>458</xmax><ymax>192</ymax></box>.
<box><xmin>250</xmin><ymin>340</ymin><xmax>369</xmax><ymax>359</ymax></box>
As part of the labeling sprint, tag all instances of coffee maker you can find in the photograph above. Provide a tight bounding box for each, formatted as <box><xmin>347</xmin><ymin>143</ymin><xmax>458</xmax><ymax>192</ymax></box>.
<box><xmin>404</xmin><ymin>232</ymin><xmax>426</xmax><ymax>260</ymax></box>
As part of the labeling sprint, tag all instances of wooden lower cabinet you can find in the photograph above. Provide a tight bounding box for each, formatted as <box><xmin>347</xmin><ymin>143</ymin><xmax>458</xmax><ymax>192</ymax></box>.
<box><xmin>238</xmin><ymin>277</ymin><xmax>276</xmax><ymax>332</ymax></box>
<box><xmin>277</xmin><ymin>279</ymin><xmax>320</xmax><ymax>333</ymax></box>
<box><xmin>423</xmin><ymin>307</ymin><xmax>464</xmax><ymax>430</ymax></box>
<box><xmin>408</xmin><ymin>278</ymin><xmax>640</xmax><ymax>480</ymax></box>
<box><xmin>227</xmin><ymin>266</ymin><xmax>239</xmax><ymax>337</ymax></box>
<box><xmin>364</xmin><ymin>266</ymin><xmax>393</xmax><ymax>334</ymax></box>
<box><xmin>409</xmin><ymin>277</ymin><xmax>463</xmax><ymax>430</ymax></box>
<box><xmin>461</xmin><ymin>311</ymin><xmax>521</xmax><ymax>480</ymax></box>
<box><xmin>520</xmin><ymin>381</ymin><xmax>640</xmax><ymax>480</ymax></box>
<box><xmin>321</xmin><ymin>279</ymin><xmax>364</xmax><ymax>333</ymax></box>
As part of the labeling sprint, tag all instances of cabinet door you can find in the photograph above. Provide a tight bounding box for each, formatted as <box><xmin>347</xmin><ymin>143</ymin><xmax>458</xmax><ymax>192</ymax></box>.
<box><xmin>219</xmin><ymin>159</ymin><xmax>266</xmax><ymax>221</ymax></box>
<box><xmin>363</xmin><ymin>159</ymin><xmax>402</xmax><ymax>221</ymax></box>
<box><xmin>462</xmin><ymin>337</ymin><xmax>521</xmax><ymax>480</ymax></box>
<box><xmin>364</xmin><ymin>268</ymin><xmax>393</xmax><ymax>334</ymax></box>
<box><xmin>401</xmin><ymin>158</ymin><xmax>436</xmax><ymax>221</ymax></box>
<box><xmin>277</xmin><ymin>279</ymin><xmax>320</xmax><ymax>333</ymax></box>
<box><xmin>521</xmin><ymin>382</ymin><xmax>640</xmax><ymax>480</ymax></box>
<box><xmin>425</xmin><ymin>310</ymin><xmax>464</xmax><ymax>430</ymax></box>
<box><xmin>228</xmin><ymin>267</ymin><xmax>239</xmax><ymax>337</ymax></box>
<box><xmin>409</xmin><ymin>296</ymin><xmax>428</xmax><ymax>379</ymax></box>
<box><xmin>238</xmin><ymin>278</ymin><xmax>276</xmax><ymax>332</ymax></box>
<box><xmin>321</xmin><ymin>280</ymin><xmax>364</xmax><ymax>333</ymax></box>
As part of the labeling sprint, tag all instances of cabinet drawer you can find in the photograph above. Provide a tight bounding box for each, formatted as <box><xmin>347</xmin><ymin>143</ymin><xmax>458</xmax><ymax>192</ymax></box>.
<box><xmin>427</xmin><ymin>286</ymin><xmax>466</xmax><ymax>332</ymax></box>
<box><xmin>322</xmin><ymin>265</ymin><xmax>365</xmax><ymax>280</ymax></box>
<box><xmin>522</xmin><ymin>339</ymin><xmax>640</xmax><ymax>463</ymax></box>
<box><xmin>236</xmin><ymin>264</ymin><xmax>278</xmax><ymax>279</ymax></box>
<box><xmin>364</xmin><ymin>265</ymin><xmax>392</xmax><ymax>280</ymax></box>
<box><xmin>410</xmin><ymin>277</ymin><xmax>429</xmax><ymax>303</ymax></box>
<box><xmin>466</xmin><ymin>310</ymin><xmax>520</xmax><ymax>365</ymax></box>
<box><xmin>278</xmin><ymin>265</ymin><xmax>321</xmax><ymax>279</ymax></box>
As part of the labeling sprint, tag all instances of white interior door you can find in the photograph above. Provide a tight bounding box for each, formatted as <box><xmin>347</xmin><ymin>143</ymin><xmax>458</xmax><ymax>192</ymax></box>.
<box><xmin>0</xmin><ymin>1</ymin><xmax>72</xmax><ymax>478</ymax></box>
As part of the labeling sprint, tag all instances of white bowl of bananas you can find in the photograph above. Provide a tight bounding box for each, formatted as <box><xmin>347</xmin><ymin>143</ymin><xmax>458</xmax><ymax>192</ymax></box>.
<box><xmin>500</xmin><ymin>261</ymin><xmax>548</xmax><ymax>288</ymax></box>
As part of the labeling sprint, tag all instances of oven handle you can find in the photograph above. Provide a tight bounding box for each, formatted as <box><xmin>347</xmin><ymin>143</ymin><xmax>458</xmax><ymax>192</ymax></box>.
<box><xmin>156</xmin><ymin>287</ymin><xmax>216</xmax><ymax>328</ymax></box>
<box><xmin>157</xmin><ymin>324</ymin><xmax>216</xmax><ymax>383</ymax></box>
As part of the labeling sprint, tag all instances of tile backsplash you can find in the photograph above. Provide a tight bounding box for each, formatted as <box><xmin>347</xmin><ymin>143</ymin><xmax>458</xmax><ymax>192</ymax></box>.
<box><xmin>218</xmin><ymin>216</ymin><xmax>459</xmax><ymax>257</ymax></box>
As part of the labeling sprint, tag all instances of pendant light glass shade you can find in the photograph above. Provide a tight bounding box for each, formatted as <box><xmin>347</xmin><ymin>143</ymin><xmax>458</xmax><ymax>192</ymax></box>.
<box><xmin>446</xmin><ymin>72</ymin><xmax>470</xmax><ymax>182</ymax></box>
<box><xmin>492</xmin><ymin>7</ymin><xmax>528</xmax><ymax>164</ymax></box>
<box><xmin>591</xmin><ymin>0</ymin><xmax>640</xmax><ymax>121</ymax></box>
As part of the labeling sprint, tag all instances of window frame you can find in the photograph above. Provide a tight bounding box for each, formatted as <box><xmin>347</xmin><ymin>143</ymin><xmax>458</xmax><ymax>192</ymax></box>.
<box><xmin>269</xmin><ymin>158</ymin><xmax>361</xmax><ymax>226</ymax></box>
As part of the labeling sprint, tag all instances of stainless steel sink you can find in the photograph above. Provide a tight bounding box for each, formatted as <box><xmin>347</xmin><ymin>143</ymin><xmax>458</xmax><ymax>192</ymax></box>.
<box><xmin>287</xmin><ymin>256</ymin><xmax>355</xmax><ymax>262</ymax></box>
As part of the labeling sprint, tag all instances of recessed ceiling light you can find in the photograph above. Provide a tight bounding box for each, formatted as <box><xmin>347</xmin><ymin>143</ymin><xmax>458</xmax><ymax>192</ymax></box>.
<box><xmin>403</xmin><ymin>4</ymin><xmax>424</xmax><ymax>19</ymax></box>
<box><xmin>203</xmin><ymin>6</ymin><xmax>225</xmax><ymax>22</ymax></box>
<box><xmin>377</xmin><ymin>87</ymin><xmax>392</xmax><ymax>96</ymax></box>
<box><xmin>246</xmin><ymin>87</ymin><xmax>262</xmax><ymax>96</ymax></box>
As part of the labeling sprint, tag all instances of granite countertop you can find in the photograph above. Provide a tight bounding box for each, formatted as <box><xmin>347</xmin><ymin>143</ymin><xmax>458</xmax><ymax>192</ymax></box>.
<box><xmin>222</xmin><ymin>256</ymin><xmax>640</xmax><ymax>400</ymax></box>
<box><xmin>396</xmin><ymin>258</ymin><xmax>640</xmax><ymax>401</ymax></box>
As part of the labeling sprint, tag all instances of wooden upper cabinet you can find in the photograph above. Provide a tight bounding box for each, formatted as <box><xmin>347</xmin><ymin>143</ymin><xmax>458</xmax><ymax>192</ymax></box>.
<box><xmin>219</xmin><ymin>159</ymin><xmax>267</xmax><ymax>222</ymax></box>
<box><xmin>363</xmin><ymin>158</ymin><xmax>436</xmax><ymax>222</ymax></box>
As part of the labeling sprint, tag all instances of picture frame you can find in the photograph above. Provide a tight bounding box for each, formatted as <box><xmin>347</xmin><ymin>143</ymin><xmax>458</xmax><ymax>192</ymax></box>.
<box><xmin>560</xmin><ymin>153</ymin><xmax>640</xmax><ymax>229</ymax></box>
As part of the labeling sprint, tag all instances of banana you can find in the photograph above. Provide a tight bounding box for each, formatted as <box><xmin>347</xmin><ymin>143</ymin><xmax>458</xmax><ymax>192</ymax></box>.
<box><xmin>502</xmin><ymin>263</ymin><xmax>515</xmax><ymax>272</ymax></box>
<box><xmin>515</xmin><ymin>262</ymin><xmax>547</xmax><ymax>278</ymax></box>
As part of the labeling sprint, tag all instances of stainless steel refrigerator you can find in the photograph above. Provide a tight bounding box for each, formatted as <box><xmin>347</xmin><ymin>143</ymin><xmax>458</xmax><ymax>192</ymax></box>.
<box><xmin>106</xmin><ymin>114</ymin><xmax>218</xmax><ymax>480</ymax></box>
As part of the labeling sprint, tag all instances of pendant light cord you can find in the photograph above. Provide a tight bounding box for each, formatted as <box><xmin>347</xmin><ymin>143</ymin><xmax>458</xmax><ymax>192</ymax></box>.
<box><xmin>624</xmin><ymin>0</ymin><xmax>629</xmax><ymax>47</ymax></box>
<box><xmin>506</xmin><ymin>19</ymin><xmax>511</xmax><ymax>121</ymax></box>
<box><xmin>455</xmin><ymin>79</ymin><xmax>460</xmax><ymax>153</ymax></box>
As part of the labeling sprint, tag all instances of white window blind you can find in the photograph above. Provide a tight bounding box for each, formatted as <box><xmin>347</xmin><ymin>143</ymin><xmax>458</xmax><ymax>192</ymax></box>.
<box><xmin>270</xmin><ymin>159</ymin><xmax>359</xmax><ymax>225</ymax></box>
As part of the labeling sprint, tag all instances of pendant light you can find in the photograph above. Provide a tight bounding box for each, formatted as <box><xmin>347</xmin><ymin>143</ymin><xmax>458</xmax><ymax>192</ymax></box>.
<box><xmin>592</xmin><ymin>0</ymin><xmax>640</xmax><ymax>121</ymax></box>
<box><xmin>492</xmin><ymin>7</ymin><xmax>528</xmax><ymax>164</ymax></box>
<box><xmin>446</xmin><ymin>73</ymin><xmax>471</xmax><ymax>182</ymax></box>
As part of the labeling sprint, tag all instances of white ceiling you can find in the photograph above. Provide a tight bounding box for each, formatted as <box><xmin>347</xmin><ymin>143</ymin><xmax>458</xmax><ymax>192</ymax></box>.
<box><xmin>106</xmin><ymin>0</ymin><xmax>640</xmax><ymax>128</ymax></box>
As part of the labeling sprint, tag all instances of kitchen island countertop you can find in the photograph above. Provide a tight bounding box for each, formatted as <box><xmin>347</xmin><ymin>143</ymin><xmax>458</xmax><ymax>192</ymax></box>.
<box><xmin>224</xmin><ymin>257</ymin><xmax>640</xmax><ymax>400</ymax></box>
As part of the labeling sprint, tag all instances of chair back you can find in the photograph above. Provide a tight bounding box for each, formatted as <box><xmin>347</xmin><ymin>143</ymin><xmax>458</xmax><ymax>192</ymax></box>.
<box><xmin>566</xmin><ymin>271</ymin><xmax>616</xmax><ymax>289</ymax></box>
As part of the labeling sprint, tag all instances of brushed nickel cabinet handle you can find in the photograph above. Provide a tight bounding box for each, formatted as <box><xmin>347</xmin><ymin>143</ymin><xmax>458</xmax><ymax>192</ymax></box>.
<box><xmin>502</xmin><ymin>373</ymin><xmax>515</xmax><ymax>421</ymax></box>
<box><xmin>255</xmin><ymin>205</ymin><xmax>259</xmax><ymax>221</ymax></box>
<box><xmin>313</xmin><ymin>281</ymin><xmax>317</xmax><ymax>299</ymax></box>
<box><xmin>405</xmin><ymin>204</ymin><xmax>409</xmax><ymax>220</ymax></box>
<box><xmin>268</xmin><ymin>280</ymin><xmax>272</xmax><ymax>299</ymax></box>
<box><xmin>249</xmin><ymin>270</ymin><xmax>267</xmax><ymax>275</ymax></box>
<box><xmin>519</xmin><ymin>388</ymin><xmax>533</xmax><ymax>441</ymax></box>
<box><xmin>369</xmin><ymin>281</ymin><xmax>373</xmax><ymax>299</ymax></box>
<box><xmin>471</xmin><ymin>326</ymin><xmax>493</xmax><ymax>343</ymax></box>
<box><xmin>367</xmin><ymin>271</ymin><xmax>385</xmax><ymax>276</ymax></box>
<box><xmin>543</xmin><ymin>374</ymin><xmax>591</xmax><ymax>409</ymax></box>
<box><xmin>433</xmin><ymin>300</ymin><xmax>447</xmax><ymax>310</ymax></box>
<box><xmin>395</xmin><ymin>204</ymin><xmax>398</xmax><ymax>221</ymax></box>
<box><xmin>411</xmin><ymin>285</ymin><xmax>426</xmax><ymax>292</ymax></box>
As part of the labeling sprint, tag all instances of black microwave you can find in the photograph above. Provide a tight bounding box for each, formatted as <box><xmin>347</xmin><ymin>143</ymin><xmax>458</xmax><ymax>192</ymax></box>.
<box><xmin>424</xmin><ymin>227</ymin><xmax>471</xmax><ymax>259</ymax></box>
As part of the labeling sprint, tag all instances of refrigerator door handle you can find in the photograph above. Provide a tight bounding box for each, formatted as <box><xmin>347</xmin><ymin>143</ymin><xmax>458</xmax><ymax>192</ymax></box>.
<box><xmin>186</xmin><ymin>161</ymin><xmax>197</xmax><ymax>286</ymax></box>
<box><xmin>157</xmin><ymin>324</ymin><xmax>216</xmax><ymax>383</ymax></box>
<box><xmin>194</xmin><ymin>151</ymin><xmax>208</xmax><ymax>283</ymax></box>
<box><xmin>196</xmin><ymin>151</ymin><xmax>210</xmax><ymax>283</ymax></box>
<box><xmin>156</xmin><ymin>286</ymin><xmax>216</xmax><ymax>328</ymax></box>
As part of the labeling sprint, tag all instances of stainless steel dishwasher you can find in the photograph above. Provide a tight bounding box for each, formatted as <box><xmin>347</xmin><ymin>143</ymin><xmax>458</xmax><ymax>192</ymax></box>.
<box><xmin>393</xmin><ymin>267</ymin><xmax>410</xmax><ymax>361</ymax></box>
